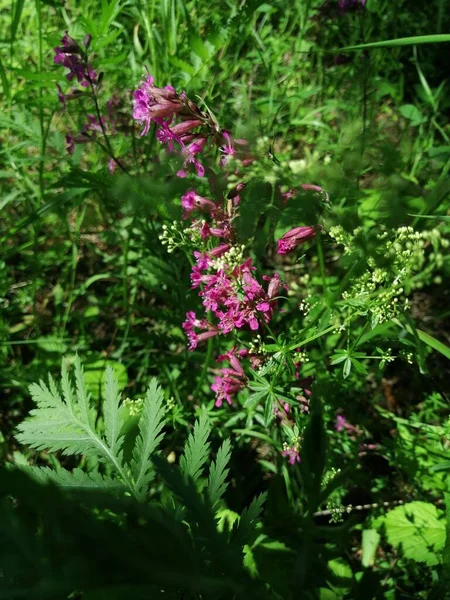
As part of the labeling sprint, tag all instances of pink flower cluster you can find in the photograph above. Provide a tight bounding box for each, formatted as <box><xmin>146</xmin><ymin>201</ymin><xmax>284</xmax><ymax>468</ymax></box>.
<box><xmin>54</xmin><ymin>32</ymin><xmax>96</xmax><ymax>87</ymax></box>
<box><xmin>184</xmin><ymin>250</ymin><xmax>282</xmax><ymax>347</ymax></box>
<box><xmin>183</xmin><ymin>252</ymin><xmax>282</xmax><ymax>350</ymax></box>
<box><xmin>133</xmin><ymin>75</ymin><xmax>218</xmax><ymax>177</ymax></box>
<box><xmin>211</xmin><ymin>349</ymin><xmax>248</xmax><ymax>407</ymax></box>
<box><xmin>179</xmin><ymin>182</ymin><xmax>284</xmax><ymax>407</ymax></box>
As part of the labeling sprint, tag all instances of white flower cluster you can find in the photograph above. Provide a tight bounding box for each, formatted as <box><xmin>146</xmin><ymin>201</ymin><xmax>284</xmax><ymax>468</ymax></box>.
<box><xmin>337</xmin><ymin>226</ymin><xmax>448</xmax><ymax>324</ymax></box>
<box><xmin>210</xmin><ymin>245</ymin><xmax>246</xmax><ymax>271</ymax></box>
<box><xmin>159</xmin><ymin>220</ymin><xmax>185</xmax><ymax>253</ymax></box>
<box><xmin>123</xmin><ymin>397</ymin><xmax>143</xmax><ymax>417</ymax></box>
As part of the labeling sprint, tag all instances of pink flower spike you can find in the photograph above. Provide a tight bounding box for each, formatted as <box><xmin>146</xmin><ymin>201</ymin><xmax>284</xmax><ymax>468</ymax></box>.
<box><xmin>277</xmin><ymin>226</ymin><xmax>317</xmax><ymax>255</ymax></box>
<box><xmin>335</xmin><ymin>415</ymin><xmax>347</xmax><ymax>432</ymax></box>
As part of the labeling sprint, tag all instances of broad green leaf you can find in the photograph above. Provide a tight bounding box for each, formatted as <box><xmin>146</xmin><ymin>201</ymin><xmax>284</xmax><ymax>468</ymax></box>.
<box><xmin>399</xmin><ymin>104</ymin><xmax>427</xmax><ymax>126</ymax></box>
<box><xmin>362</xmin><ymin>529</ymin><xmax>380</xmax><ymax>568</ymax></box>
<box><xmin>382</xmin><ymin>502</ymin><xmax>446</xmax><ymax>565</ymax></box>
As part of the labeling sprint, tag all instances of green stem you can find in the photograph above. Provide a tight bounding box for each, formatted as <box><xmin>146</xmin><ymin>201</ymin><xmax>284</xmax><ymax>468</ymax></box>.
<box><xmin>316</xmin><ymin>232</ymin><xmax>328</xmax><ymax>297</ymax></box>
<box><xmin>194</xmin><ymin>331</ymin><xmax>214</xmax><ymax>398</ymax></box>
<box><xmin>288</xmin><ymin>324</ymin><xmax>336</xmax><ymax>352</ymax></box>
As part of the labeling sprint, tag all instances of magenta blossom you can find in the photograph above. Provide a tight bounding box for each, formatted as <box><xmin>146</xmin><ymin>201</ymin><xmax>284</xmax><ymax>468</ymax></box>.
<box><xmin>277</xmin><ymin>226</ymin><xmax>318</xmax><ymax>255</ymax></box>
<box><xmin>338</xmin><ymin>0</ymin><xmax>366</xmax><ymax>12</ymax></box>
<box><xmin>335</xmin><ymin>414</ymin><xmax>347</xmax><ymax>432</ymax></box>
<box><xmin>181</xmin><ymin>190</ymin><xmax>216</xmax><ymax>219</ymax></box>
<box><xmin>54</xmin><ymin>31</ymin><xmax>96</xmax><ymax>87</ymax></box>
<box><xmin>282</xmin><ymin>443</ymin><xmax>301</xmax><ymax>465</ymax></box>
<box><xmin>211</xmin><ymin>349</ymin><xmax>248</xmax><ymax>407</ymax></box>
<box><xmin>182</xmin><ymin>311</ymin><xmax>218</xmax><ymax>350</ymax></box>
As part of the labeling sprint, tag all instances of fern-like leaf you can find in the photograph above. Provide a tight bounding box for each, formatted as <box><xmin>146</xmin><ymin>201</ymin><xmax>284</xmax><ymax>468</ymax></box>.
<box><xmin>180</xmin><ymin>410</ymin><xmax>211</xmax><ymax>483</ymax></box>
<box><xmin>232</xmin><ymin>492</ymin><xmax>267</xmax><ymax>548</ymax></box>
<box><xmin>16</xmin><ymin>378</ymin><xmax>98</xmax><ymax>457</ymax></box>
<box><xmin>208</xmin><ymin>438</ymin><xmax>232</xmax><ymax>509</ymax></box>
<box><xmin>131</xmin><ymin>378</ymin><xmax>166</xmax><ymax>501</ymax></box>
<box><xmin>16</xmin><ymin>361</ymin><xmax>132</xmax><ymax>495</ymax></box>
<box><xmin>25</xmin><ymin>466</ymin><xmax>125</xmax><ymax>492</ymax></box>
<box><xmin>74</xmin><ymin>355</ymin><xmax>95</xmax><ymax>428</ymax></box>
<box><xmin>103</xmin><ymin>365</ymin><xmax>125</xmax><ymax>455</ymax></box>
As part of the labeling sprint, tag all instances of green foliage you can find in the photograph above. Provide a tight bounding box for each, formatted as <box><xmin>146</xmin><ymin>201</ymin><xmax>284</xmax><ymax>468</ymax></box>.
<box><xmin>16</xmin><ymin>357</ymin><xmax>166</xmax><ymax>500</ymax></box>
<box><xmin>2</xmin><ymin>0</ymin><xmax>450</xmax><ymax>597</ymax></box>
<box><xmin>180</xmin><ymin>409</ymin><xmax>211</xmax><ymax>482</ymax></box>
<box><xmin>377</xmin><ymin>501</ymin><xmax>446</xmax><ymax>566</ymax></box>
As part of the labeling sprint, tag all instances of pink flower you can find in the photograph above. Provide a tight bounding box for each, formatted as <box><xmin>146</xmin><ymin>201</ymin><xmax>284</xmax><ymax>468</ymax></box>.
<box><xmin>282</xmin><ymin>444</ymin><xmax>301</xmax><ymax>465</ymax></box>
<box><xmin>181</xmin><ymin>190</ymin><xmax>217</xmax><ymax>219</ymax></box>
<box><xmin>211</xmin><ymin>349</ymin><xmax>248</xmax><ymax>407</ymax></box>
<box><xmin>219</xmin><ymin>131</ymin><xmax>235</xmax><ymax>167</ymax></box>
<box><xmin>177</xmin><ymin>138</ymin><xmax>207</xmax><ymax>178</ymax></box>
<box><xmin>277</xmin><ymin>226</ymin><xmax>317</xmax><ymax>255</ymax></box>
<box><xmin>335</xmin><ymin>415</ymin><xmax>347</xmax><ymax>432</ymax></box>
<box><xmin>54</xmin><ymin>32</ymin><xmax>96</xmax><ymax>87</ymax></box>
<box><xmin>182</xmin><ymin>311</ymin><xmax>218</xmax><ymax>350</ymax></box>
<box><xmin>133</xmin><ymin>75</ymin><xmax>185</xmax><ymax>136</ymax></box>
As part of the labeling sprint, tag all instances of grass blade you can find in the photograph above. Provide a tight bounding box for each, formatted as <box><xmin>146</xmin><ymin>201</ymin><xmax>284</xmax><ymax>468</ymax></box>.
<box><xmin>341</xmin><ymin>34</ymin><xmax>450</xmax><ymax>51</ymax></box>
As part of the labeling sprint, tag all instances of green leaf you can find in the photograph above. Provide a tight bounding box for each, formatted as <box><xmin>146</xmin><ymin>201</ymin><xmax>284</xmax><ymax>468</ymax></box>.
<box><xmin>0</xmin><ymin>56</ymin><xmax>10</xmax><ymax>102</ymax></box>
<box><xmin>74</xmin><ymin>355</ymin><xmax>95</xmax><ymax>429</ymax></box>
<box><xmin>382</xmin><ymin>502</ymin><xmax>446</xmax><ymax>565</ymax></box>
<box><xmin>83</xmin><ymin>358</ymin><xmax>128</xmax><ymax>401</ymax></box>
<box><xmin>341</xmin><ymin>34</ymin><xmax>450</xmax><ymax>51</ymax></box>
<box><xmin>232</xmin><ymin>492</ymin><xmax>267</xmax><ymax>548</ymax></box>
<box><xmin>103</xmin><ymin>366</ymin><xmax>125</xmax><ymax>455</ymax></box>
<box><xmin>262</xmin><ymin>393</ymin><xmax>274</xmax><ymax>426</ymax></box>
<box><xmin>180</xmin><ymin>410</ymin><xmax>211</xmax><ymax>483</ymax></box>
<box><xmin>399</xmin><ymin>104</ymin><xmax>427</xmax><ymax>126</ymax></box>
<box><xmin>131</xmin><ymin>379</ymin><xmax>166</xmax><ymax>501</ymax></box>
<box><xmin>236</xmin><ymin>180</ymin><xmax>273</xmax><ymax>239</ymax></box>
<box><xmin>362</xmin><ymin>529</ymin><xmax>381</xmax><ymax>568</ymax></box>
<box><xmin>208</xmin><ymin>438</ymin><xmax>232</xmax><ymax>509</ymax></box>
<box><xmin>10</xmin><ymin>0</ymin><xmax>25</xmax><ymax>44</ymax></box>
<box><xmin>408</xmin><ymin>213</ymin><xmax>450</xmax><ymax>222</ymax></box>
<box><xmin>24</xmin><ymin>466</ymin><xmax>125</xmax><ymax>492</ymax></box>
<box><xmin>415</xmin><ymin>328</ymin><xmax>450</xmax><ymax>360</ymax></box>
<box><xmin>343</xmin><ymin>358</ymin><xmax>352</xmax><ymax>379</ymax></box>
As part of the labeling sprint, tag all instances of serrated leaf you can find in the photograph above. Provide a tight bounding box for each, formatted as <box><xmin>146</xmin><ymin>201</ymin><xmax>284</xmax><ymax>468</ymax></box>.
<box><xmin>25</xmin><ymin>466</ymin><xmax>125</xmax><ymax>492</ymax></box>
<box><xmin>382</xmin><ymin>501</ymin><xmax>446</xmax><ymax>565</ymax></box>
<box><xmin>180</xmin><ymin>411</ymin><xmax>211</xmax><ymax>483</ymax></box>
<box><xmin>131</xmin><ymin>379</ymin><xmax>166</xmax><ymax>501</ymax></box>
<box><xmin>103</xmin><ymin>365</ymin><xmax>125</xmax><ymax>454</ymax></box>
<box><xmin>232</xmin><ymin>492</ymin><xmax>267</xmax><ymax>549</ymax></box>
<box><xmin>208</xmin><ymin>438</ymin><xmax>232</xmax><ymax>509</ymax></box>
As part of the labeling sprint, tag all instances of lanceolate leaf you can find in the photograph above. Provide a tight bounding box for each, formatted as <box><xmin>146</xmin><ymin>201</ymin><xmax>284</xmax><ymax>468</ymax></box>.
<box><xmin>342</xmin><ymin>34</ymin><xmax>450</xmax><ymax>51</ymax></box>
